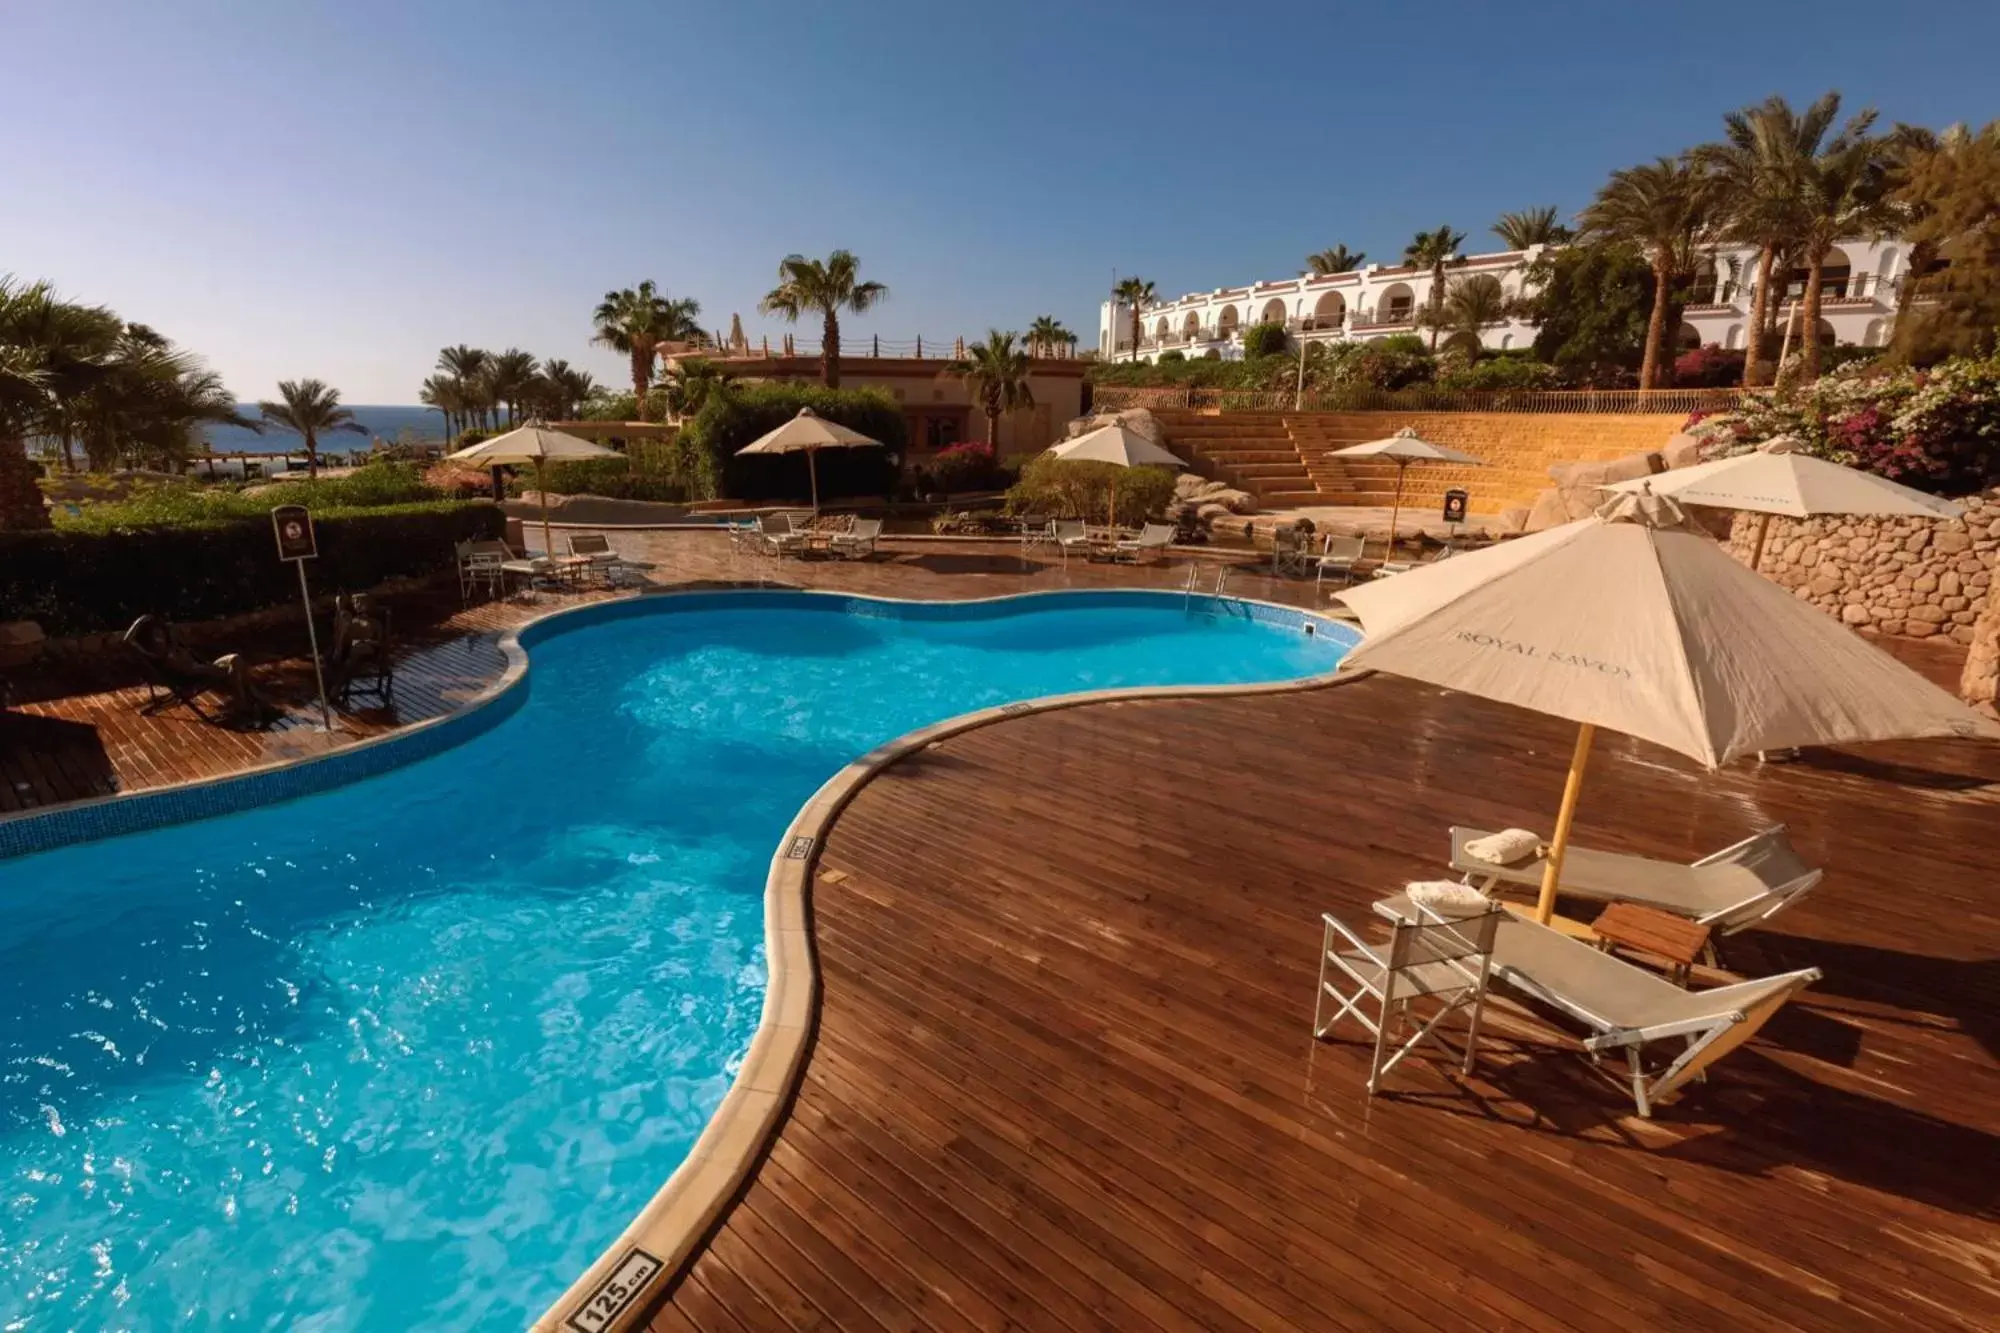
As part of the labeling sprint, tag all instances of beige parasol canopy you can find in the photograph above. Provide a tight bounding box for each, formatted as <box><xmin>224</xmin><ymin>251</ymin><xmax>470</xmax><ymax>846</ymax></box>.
<box><xmin>1328</xmin><ymin>427</ymin><xmax>1484</xmax><ymax>557</ymax></box>
<box><xmin>1337</xmin><ymin>489</ymin><xmax>1996</xmax><ymax>921</ymax></box>
<box><xmin>1604</xmin><ymin>439</ymin><xmax>1966</xmax><ymax>569</ymax></box>
<box><xmin>449</xmin><ymin>422</ymin><xmax>620</xmax><ymax>555</ymax></box>
<box><xmin>735</xmin><ymin>407</ymin><xmax>884</xmax><ymax>513</ymax></box>
<box><xmin>1047</xmin><ymin>423</ymin><xmax>1184</xmax><ymax>527</ymax></box>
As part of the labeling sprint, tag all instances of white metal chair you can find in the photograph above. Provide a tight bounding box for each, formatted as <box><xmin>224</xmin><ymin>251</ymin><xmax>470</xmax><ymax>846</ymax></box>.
<box><xmin>1051</xmin><ymin>518</ymin><xmax>1091</xmax><ymax>565</ymax></box>
<box><xmin>1314</xmin><ymin>906</ymin><xmax>1503</xmax><ymax>1093</ymax></box>
<box><xmin>1019</xmin><ymin>514</ymin><xmax>1054</xmax><ymax>556</ymax></box>
<box><xmin>1271</xmin><ymin>524</ymin><xmax>1313</xmax><ymax>577</ymax></box>
<box><xmin>757</xmin><ymin>513</ymin><xmax>810</xmax><ymax>558</ymax></box>
<box><xmin>1314</xmin><ymin>534</ymin><xmax>1366</xmax><ymax>588</ymax></box>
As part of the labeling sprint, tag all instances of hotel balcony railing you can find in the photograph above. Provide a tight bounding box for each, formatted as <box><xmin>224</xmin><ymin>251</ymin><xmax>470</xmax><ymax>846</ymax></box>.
<box><xmin>1293</xmin><ymin>314</ymin><xmax>1347</xmax><ymax>332</ymax></box>
<box><xmin>1349</xmin><ymin>308</ymin><xmax>1417</xmax><ymax>330</ymax></box>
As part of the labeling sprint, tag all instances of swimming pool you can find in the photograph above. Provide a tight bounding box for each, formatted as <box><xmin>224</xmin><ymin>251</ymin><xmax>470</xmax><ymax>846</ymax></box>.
<box><xmin>0</xmin><ymin>591</ymin><xmax>1352</xmax><ymax>1329</ymax></box>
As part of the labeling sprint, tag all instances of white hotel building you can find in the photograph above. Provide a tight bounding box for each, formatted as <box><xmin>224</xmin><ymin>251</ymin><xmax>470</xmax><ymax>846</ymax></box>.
<box><xmin>1097</xmin><ymin>238</ymin><xmax>1912</xmax><ymax>363</ymax></box>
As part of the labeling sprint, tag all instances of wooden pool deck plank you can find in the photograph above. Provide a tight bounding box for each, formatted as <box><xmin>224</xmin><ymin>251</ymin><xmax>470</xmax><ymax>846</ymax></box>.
<box><xmin>651</xmin><ymin>670</ymin><xmax>2000</xmax><ymax>1333</ymax></box>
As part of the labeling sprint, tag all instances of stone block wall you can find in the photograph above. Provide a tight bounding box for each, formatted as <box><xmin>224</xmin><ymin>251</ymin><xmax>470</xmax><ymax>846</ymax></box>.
<box><xmin>1311</xmin><ymin>412</ymin><xmax>1684</xmax><ymax>512</ymax></box>
<box><xmin>1724</xmin><ymin>490</ymin><xmax>1999</xmax><ymax>645</ymax></box>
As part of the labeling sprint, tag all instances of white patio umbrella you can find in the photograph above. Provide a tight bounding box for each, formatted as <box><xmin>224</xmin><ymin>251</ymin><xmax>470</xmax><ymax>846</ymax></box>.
<box><xmin>1047</xmin><ymin>423</ymin><xmax>1184</xmax><ymax>527</ymax></box>
<box><xmin>448</xmin><ymin>421</ymin><xmax>620</xmax><ymax>556</ymax></box>
<box><xmin>1605</xmin><ymin>438</ymin><xmax>1965</xmax><ymax>569</ymax></box>
<box><xmin>1328</xmin><ymin>427</ymin><xmax>1484</xmax><ymax>559</ymax></box>
<box><xmin>1337</xmin><ymin>489</ymin><xmax>1996</xmax><ymax>924</ymax></box>
<box><xmin>734</xmin><ymin>407</ymin><xmax>884</xmax><ymax>514</ymax></box>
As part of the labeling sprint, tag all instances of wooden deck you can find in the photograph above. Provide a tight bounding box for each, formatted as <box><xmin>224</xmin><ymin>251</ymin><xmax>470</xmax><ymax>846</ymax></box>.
<box><xmin>6</xmin><ymin>530</ymin><xmax>1997</xmax><ymax>1330</ymax></box>
<box><xmin>649</xmin><ymin>679</ymin><xmax>2000</xmax><ymax>1332</ymax></box>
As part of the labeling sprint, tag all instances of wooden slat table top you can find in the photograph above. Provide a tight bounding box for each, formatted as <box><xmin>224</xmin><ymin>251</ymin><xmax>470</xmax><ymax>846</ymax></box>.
<box><xmin>1593</xmin><ymin>900</ymin><xmax>1714</xmax><ymax>967</ymax></box>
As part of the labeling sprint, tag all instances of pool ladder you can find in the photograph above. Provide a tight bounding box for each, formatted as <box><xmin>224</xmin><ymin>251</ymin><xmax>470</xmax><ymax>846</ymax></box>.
<box><xmin>1183</xmin><ymin>563</ymin><xmax>1232</xmax><ymax>610</ymax></box>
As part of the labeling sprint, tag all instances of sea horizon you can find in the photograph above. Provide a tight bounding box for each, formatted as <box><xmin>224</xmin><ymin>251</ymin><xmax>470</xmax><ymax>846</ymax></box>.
<box><xmin>201</xmin><ymin>403</ymin><xmax>444</xmax><ymax>454</ymax></box>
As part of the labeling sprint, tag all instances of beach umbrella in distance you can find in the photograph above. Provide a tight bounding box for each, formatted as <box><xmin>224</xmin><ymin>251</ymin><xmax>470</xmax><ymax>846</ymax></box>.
<box><xmin>1336</xmin><ymin>489</ymin><xmax>1996</xmax><ymax>924</ymax></box>
<box><xmin>734</xmin><ymin>407</ymin><xmax>884</xmax><ymax>514</ymax></box>
<box><xmin>448</xmin><ymin>421</ymin><xmax>619</xmax><ymax>555</ymax></box>
<box><xmin>1328</xmin><ymin>427</ymin><xmax>1484</xmax><ymax>559</ymax></box>
<box><xmin>1604</xmin><ymin>438</ymin><xmax>1965</xmax><ymax>568</ymax></box>
<box><xmin>1046</xmin><ymin>422</ymin><xmax>1184</xmax><ymax>527</ymax></box>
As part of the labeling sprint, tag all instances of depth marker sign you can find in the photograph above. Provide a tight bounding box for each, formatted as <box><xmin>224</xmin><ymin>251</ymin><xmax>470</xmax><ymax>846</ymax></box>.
<box><xmin>271</xmin><ymin>505</ymin><xmax>333</xmax><ymax>731</ymax></box>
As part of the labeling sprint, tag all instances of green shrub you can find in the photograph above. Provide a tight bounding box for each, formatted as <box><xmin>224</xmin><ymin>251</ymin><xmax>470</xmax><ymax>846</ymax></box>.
<box><xmin>1241</xmin><ymin>322</ymin><xmax>1289</xmax><ymax>357</ymax></box>
<box><xmin>51</xmin><ymin>462</ymin><xmax>444</xmax><ymax>534</ymax></box>
<box><xmin>1004</xmin><ymin>455</ymin><xmax>1177</xmax><ymax>525</ymax></box>
<box><xmin>1157</xmin><ymin>350</ymin><xmax>1186</xmax><ymax>364</ymax></box>
<box><xmin>0</xmin><ymin>503</ymin><xmax>505</xmax><ymax>634</ymax></box>
<box><xmin>1436</xmin><ymin>356</ymin><xmax>1562</xmax><ymax>391</ymax></box>
<box><xmin>509</xmin><ymin>456</ymin><xmax>687</xmax><ymax>503</ymax></box>
<box><xmin>680</xmin><ymin>382</ymin><xmax>906</xmax><ymax>502</ymax></box>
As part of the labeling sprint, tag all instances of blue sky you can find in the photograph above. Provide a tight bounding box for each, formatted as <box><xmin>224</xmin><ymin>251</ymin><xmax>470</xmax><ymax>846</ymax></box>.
<box><xmin>3</xmin><ymin>0</ymin><xmax>1995</xmax><ymax>403</ymax></box>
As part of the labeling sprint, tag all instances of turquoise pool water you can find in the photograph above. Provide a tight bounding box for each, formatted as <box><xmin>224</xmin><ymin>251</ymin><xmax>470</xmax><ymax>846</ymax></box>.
<box><xmin>0</xmin><ymin>592</ymin><xmax>1350</xmax><ymax>1330</ymax></box>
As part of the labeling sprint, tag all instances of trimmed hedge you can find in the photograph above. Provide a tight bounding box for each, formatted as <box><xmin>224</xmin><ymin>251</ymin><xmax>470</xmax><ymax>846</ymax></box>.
<box><xmin>507</xmin><ymin>457</ymin><xmax>688</xmax><ymax>503</ymax></box>
<box><xmin>0</xmin><ymin>502</ymin><xmax>505</xmax><ymax>635</ymax></box>
<box><xmin>681</xmin><ymin>383</ymin><xmax>906</xmax><ymax>502</ymax></box>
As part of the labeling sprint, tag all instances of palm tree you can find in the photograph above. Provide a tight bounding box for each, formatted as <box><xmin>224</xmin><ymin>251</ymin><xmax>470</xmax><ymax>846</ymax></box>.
<box><xmin>954</xmin><ymin>330</ymin><xmax>1034</xmax><ymax>452</ymax></box>
<box><xmin>758</xmin><ymin>251</ymin><xmax>887</xmax><ymax>389</ymax></box>
<box><xmin>1026</xmin><ymin>316</ymin><xmax>1072</xmax><ymax>358</ymax></box>
<box><xmin>1403</xmin><ymin>226</ymin><xmax>1468</xmax><ymax>349</ymax></box>
<box><xmin>419</xmin><ymin>374</ymin><xmax>466</xmax><ymax>438</ymax></box>
<box><xmin>592</xmin><ymin>282</ymin><xmax>703</xmax><ymax>419</ymax></box>
<box><xmin>1579</xmin><ymin>158</ymin><xmax>1721</xmax><ymax>388</ymax></box>
<box><xmin>76</xmin><ymin>327</ymin><xmax>255</xmax><ymax>470</ymax></box>
<box><xmin>257</xmin><ymin>378</ymin><xmax>365</xmax><ymax>478</ymax></box>
<box><xmin>1789</xmin><ymin>105</ymin><xmax>1889</xmax><ymax>380</ymax></box>
<box><xmin>1429</xmin><ymin>274</ymin><xmax>1511</xmax><ymax>361</ymax></box>
<box><xmin>1492</xmin><ymin>207</ymin><xmax>1572</xmax><ymax>250</ymax></box>
<box><xmin>1303</xmin><ymin>245</ymin><xmax>1366</xmax><ymax>275</ymax></box>
<box><xmin>1111</xmin><ymin>276</ymin><xmax>1156</xmax><ymax>360</ymax></box>
<box><xmin>0</xmin><ymin>277</ymin><xmax>122</xmax><ymax>527</ymax></box>
<box><xmin>487</xmin><ymin>348</ymin><xmax>540</xmax><ymax>426</ymax></box>
<box><xmin>1696</xmin><ymin>93</ymin><xmax>1854</xmax><ymax>385</ymax></box>
<box><xmin>538</xmin><ymin>359</ymin><xmax>598</xmax><ymax>420</ymax></box>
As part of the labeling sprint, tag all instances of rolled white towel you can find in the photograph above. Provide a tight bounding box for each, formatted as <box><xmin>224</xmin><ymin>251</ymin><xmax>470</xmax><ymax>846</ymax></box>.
<box><xmin>1462</xmin><ymin>828</ymin><xmax>1544</xmax><ymax>866</ymax></box>
<box><xmin>1405</xmin><ymin>880</ymin><xmax>1495</xmax><ymax>918</ymax></box>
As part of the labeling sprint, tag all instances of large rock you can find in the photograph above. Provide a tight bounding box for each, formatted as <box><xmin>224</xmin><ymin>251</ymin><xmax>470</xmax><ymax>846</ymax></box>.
<box><xmin>1660</xmin><ymin>433</ymin><xmax>1704</xmax><ymax>470</ymax></box>
<box><xmin>1068</xmin><ymin>406</ymin><xmax>1162</xmax><ymax>444</ymax></box>
<box><xmin>1963</xmin><ymin>575</ymin><xmax>2000</xmax><ymax>715</ymax></box>
<box><xmin>1523</xmin><ymin>488</ymin><xmax>1569</xmax><ymax>533</ymax></box>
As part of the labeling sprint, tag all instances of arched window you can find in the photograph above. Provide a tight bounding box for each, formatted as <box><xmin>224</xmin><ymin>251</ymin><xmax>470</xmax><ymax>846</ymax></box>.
<box><xmin>1816</xmin><ymin>319</ymin><xmax>1837</xmax><ymax>346</ymax></box>
<box><xmin>1377</xmin><ymin>282</ymin><xmax>1416</xmax><ymax>321</ymax></box>
<box><xmin>1217</xmin><ymin>305</ymin><xmax>1240</xmax><ymax>338</ymax></box>
<box><xmin>1724</xmin><ymin>324</ymin><xmax>1743</xmax><ymax>350</ymax></box>
<box><xmin>1310</xmin><ymin>290</ymin><xmax>1346</xmax><ymax>329</ymax></box>
<box><xmin>1260</xmin><ymin>298</ymin><xmax>1286</xmax><ymax>325</ymax></box>
<box><xmin>1862</xmin><ymin>319</ymin><xmax>1885</xmax><ymax>347</ymax></box>
<box><xmin>1676</xmin><ymin>322</ymin><xmax>1702</xmax><ymax>350</ymax></box>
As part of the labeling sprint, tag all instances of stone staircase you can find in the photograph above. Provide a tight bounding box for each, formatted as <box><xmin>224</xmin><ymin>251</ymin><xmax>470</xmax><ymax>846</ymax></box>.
<box><xmin>1283</xmin><ymin>417</ymin><xmax>1410</xmax><ymax>507</ymax></box>
<box><xmin>1151</xmin><ymin>412</ymin><xmax>1320</xmax><ymax>508</ymax></box>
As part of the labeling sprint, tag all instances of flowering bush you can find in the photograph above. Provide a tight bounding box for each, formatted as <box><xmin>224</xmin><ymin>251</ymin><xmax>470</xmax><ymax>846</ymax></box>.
<box><xmin>1672</xmin><ymin>344</ymin><xmax>1744</xmax><ymax>388</ymax></box>
<box><xmin>1681</xmin><ymin>352</ymin><xmax>2000</xmax><ymax>494</ymax></box>
<box><xmin>929</xmin><ymin>443</ymin><xmax>1007</xmax><ymax>493</ymax></box>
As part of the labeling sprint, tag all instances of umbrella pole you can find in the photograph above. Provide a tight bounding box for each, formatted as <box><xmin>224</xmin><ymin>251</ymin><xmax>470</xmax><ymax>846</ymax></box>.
<box><xmin>1384</xmin><ymin>462</ymin><xmax>1407</xmax><ymax>561</ymax></box>
<box><xmin>808</xmin><ymin>446</ymin><xmax>820</xmax><ymax>516</ymax></box>
<box><xmin>538</xmin><ymin>458</ymin><xmax>553</xmax><ymax>559</ymax></box>
<box><xmin>1748</xmin><ymin>512</ymin><xmax>1773</xmax><ymax>571</ymax></box>
<box><xmin>1534</xmin><ymin>723</ymin><xmax>1597</xmax><ymax>924</ymax></box>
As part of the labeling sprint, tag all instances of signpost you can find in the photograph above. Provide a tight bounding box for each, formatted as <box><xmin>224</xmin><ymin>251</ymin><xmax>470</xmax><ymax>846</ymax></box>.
<box><xmin>271</xmin><ymin>505</ymin><xmax>333</xmax><ymax>731</ymax></box>
<box><xmin>1442</xmin><ymin>488</ymin><xmax>1469</xmax><ymax>550</ymax></box>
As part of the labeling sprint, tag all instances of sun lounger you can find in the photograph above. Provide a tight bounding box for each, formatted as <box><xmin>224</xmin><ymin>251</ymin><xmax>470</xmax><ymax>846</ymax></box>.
<box><xmin>830</xmin><ymin>517</ymin><xmax>883</xmax><ymax>560</ymax></box>
<box><xmin>757</xmin><ymin>513</ymin><xmax>810</xmax><ymax>558</ymax></box>
<box><xmin>1448</xmin><ymin>825</ymin><xmax>1822</xmax><ymax>936</ymax></box>
<box><xmin>1114</xmin><ymin>522</ymin><xmax>1175</xmax><ymax>564</ymax></box>
<box><xmin>122</xmin><ymin>615</ymin><xmax>277</xmax><ymax>727</ymax></box>
<box><xmin>1375</xmin><ymin>892</ymin><xmax>1820</xmax><ymax>1117</ymax></box>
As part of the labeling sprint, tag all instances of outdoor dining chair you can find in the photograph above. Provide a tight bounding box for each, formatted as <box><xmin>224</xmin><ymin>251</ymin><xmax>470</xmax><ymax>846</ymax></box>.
<box><xmin>1315</xmin><ymin>902</ymin><xmax>1503</xmax><ymax>1093</ymax></box>
<box><xmin>1314</xmin><ymin>534</ymin><xmax>1367</xmax><ymax>588</ymax></box>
